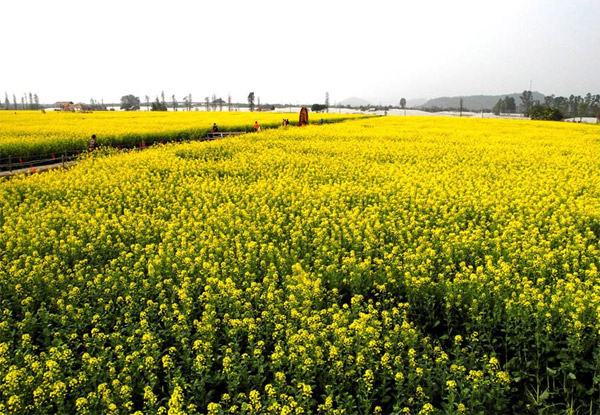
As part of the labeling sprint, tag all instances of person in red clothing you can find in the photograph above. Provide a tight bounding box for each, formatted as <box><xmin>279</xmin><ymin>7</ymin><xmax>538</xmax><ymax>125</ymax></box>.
<box><xmin>254</xmin><ymin>121</ymin><xmax>260</xmax><ymax>132</ymax></box>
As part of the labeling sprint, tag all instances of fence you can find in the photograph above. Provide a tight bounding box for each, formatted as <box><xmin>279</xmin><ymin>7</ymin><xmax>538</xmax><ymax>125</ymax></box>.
<box><xmin>0</xmin><ymin>150</ymin><xmax>82</xmax><ymax>173</ymax></box>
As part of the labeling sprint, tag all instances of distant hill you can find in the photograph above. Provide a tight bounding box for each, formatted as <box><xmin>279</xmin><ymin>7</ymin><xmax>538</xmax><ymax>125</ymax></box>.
<box><xmin>421</xmin><ymin>92</ymin><xmax>545</xmax><ymax>111</ymax></box>
<box><xmin>406</xmin><ymin>98</ymin><xmax>428</xmax><ymax>107</ymax></box>
<box><xmin>339</xmin><ymin>97</ymin><xmax>370</xmax><ymax>107</ymax></box>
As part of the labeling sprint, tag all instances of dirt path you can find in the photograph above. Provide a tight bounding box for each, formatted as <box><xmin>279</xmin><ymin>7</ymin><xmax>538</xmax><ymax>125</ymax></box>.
<box><xmin>0</xmin><ymin>161</ymin><xmax>76</xmax><ymax>179</ymax></box>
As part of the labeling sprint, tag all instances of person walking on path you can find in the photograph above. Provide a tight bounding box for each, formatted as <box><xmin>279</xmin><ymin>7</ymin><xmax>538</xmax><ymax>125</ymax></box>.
<box><xmin>88</xmin><ymin>134</ymin><xmax>97</xmax><ymax>151</ymax></box>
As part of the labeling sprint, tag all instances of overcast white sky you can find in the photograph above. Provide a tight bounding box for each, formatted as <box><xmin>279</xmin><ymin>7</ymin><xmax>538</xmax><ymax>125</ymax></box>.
<box><xmin>2</xmin><ymin>0</ymin><xmax>599</xmax><ymax>105</ymax></box>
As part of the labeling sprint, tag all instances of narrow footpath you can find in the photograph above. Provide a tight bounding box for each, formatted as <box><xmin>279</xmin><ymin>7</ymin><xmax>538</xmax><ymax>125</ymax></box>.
<box><xmin>0</xmin><ymin>161</ymin><xmax>76</xmax><ymax>179</ymax></box>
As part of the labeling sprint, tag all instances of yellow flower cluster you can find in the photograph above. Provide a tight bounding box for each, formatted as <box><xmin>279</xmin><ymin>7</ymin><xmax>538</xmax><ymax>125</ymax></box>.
<box><xmin>0</xmin><ymin>116</ymin><xmax>598</xmax><ymax>414</ymax></box>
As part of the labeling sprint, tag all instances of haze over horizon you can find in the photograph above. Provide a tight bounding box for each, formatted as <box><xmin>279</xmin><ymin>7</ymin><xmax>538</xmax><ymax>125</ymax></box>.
<box><xmin>2</xmin><ymin>0</ymin><xmax>598</xmax><ymax>106</ymax></box>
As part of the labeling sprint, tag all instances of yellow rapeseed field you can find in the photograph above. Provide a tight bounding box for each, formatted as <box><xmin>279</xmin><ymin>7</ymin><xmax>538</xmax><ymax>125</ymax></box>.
<box><xmin>0</xmin><ymin>110</ymin><xmax>362</xmax><ymax>159</ymax></box>
<box><xmin>0</xmin><ymin>116</ymin><xmax>598</xmax><ymax>414</ymax></box>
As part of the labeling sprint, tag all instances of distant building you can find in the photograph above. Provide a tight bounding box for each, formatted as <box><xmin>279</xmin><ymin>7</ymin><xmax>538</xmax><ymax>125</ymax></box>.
<box><xmin>55</xmin><ymin>101</ymin><xmax>73</xmax><ymax>111</ymax></box>
<box><xmin>55</xmin><ymin>101</ymin><xmax>82</xmax><ymax>111</ymax></box>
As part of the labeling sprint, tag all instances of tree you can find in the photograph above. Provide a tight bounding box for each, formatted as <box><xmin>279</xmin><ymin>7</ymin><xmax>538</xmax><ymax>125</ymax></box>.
<box><xmin>227</xmin><ymin>94</ymin><xmax>232</xmax><ymax>112</ymax></box>
<box><xmin>151</xmin><ymin>96</ymin><xmax>167</xmax><ymax>111</ymax></box>
<box><xmin>493</xmin><ymin>97</ymin><xmax>516</xmax><ymax>115</ymax></box>
<box><xmin>211</xmin><ymin>94</ymin><xmax>217</xmax><ymax>111</ymax></box>
<box><xmin>459</xmin><ymin>97</ymin><xmax>463</xmax><ymax>117</ymax></box>
<box><xmin>205</xmin><ymin>97</ymin><xmax>210</xmax><ymax>111</ymax></box>
<box><xmin>582</xmin><ymin>93</ymin><xmax>597</xmax><ymax>118</ymax></box>
<box><xmin>591</xmin><ymin>94</ymin><xmax>600</xmax><ymax>118</ymax></box>
<box><xmin>492</xmin><ymin>99</ymin><xmax>503</xmax><ymax>115</ymax></box>
<box><xmin>257</xmin><ymin>97</ymin><xmax>261</xmax><ymax>112</ymax></box>
<box><xmin>400</xmin><ymin>98</ymin><xmax>407</xmax><ymax>109</ymax></box>
<box><xmin>311</xmin><ymin>103</ymin><xmax>327</xmax><ymax>113</ymax></box>
<box><xmin>161</xmin><ymin>91</ymin><xmax>166</xmax><ymax>109</ymax></box>
<box><xmin>553</xmin><ymin>96</ymin><xmax>568</xmax><ymax>116</ymax></box>
<box><xmin>568</xmin><ymin>95</ymin><xmax>580</xmax><ymax>117</ymax></box>
<box><xmin>325</xmin><ymin>92</ymin><xmax>330</xmax><ymax>113</ymax></box>
<box><xmin>504</xmin><ymin>97</ymin><xmax>516</xmax><ymax>113</ymax></box>
<box><xmin>13</xmin><ymin>94</ymin><xmax>17</xmax><ymax>110</ymax></box>
<box><xmin>520</xmin><ymin>90</ymin><xmax>533</xmax><ymax>115</ymax></box>
<box><xmin>210</xmin><ymin>97</ymin><xmax>225</xmax><ymax>111</ymax></box>
<box><xmin>172</xmin><ymin>95</ymin><xmax>178</xmax><ymax>111</ymax></box>
<box><xmin>188</xmin><ymin>94</ymin><xmax>192</xmax><ymax>111</ymax></box>
<box><xmin>145</xmin><ymin>95</ymin><xmax>150</xmax><ymax>111</ymax></box>
<box><xmin>529</xmin><ymin>105</ymin><xmax>563</xmax><ymax>121</ymax></box>
<box><xmin>248</xmin><ymin>92</ymin><xmax>255</xmax><ymax>112</ymax></box>
<box><xmin>578</xmin><ymin>102</ymin><xmax>589</xmax><ymax>122</ymax></box>
<box><xmin>4</xmin><ymin>93</ymin><xmax>9</xmax><ymax>110</ymax></box>
<box><xmin>120</xmin><ymin>94</ymin><xmax>141</xmax><ymax>111</ymax></box>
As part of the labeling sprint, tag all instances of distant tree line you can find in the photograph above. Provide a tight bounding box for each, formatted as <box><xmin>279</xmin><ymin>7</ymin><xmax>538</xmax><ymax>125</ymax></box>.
<box><xmin>120</xmin><ymin>92</ymin><xmax>242</xmax><ymax>112</ymax></box>
<box><xmin>539</xmin><ymin>92</ymin><xmax>600</xmax><ymax>120</ymax></box>
<box><xmin>2</xmin><ymin>92</ymin><xmax>41</xmax><ymax>110</ymax></box>
<box><xmin>493</xmin><ymin>91</ymin><xmax>600</xmax><ymax>121</ymax></box>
